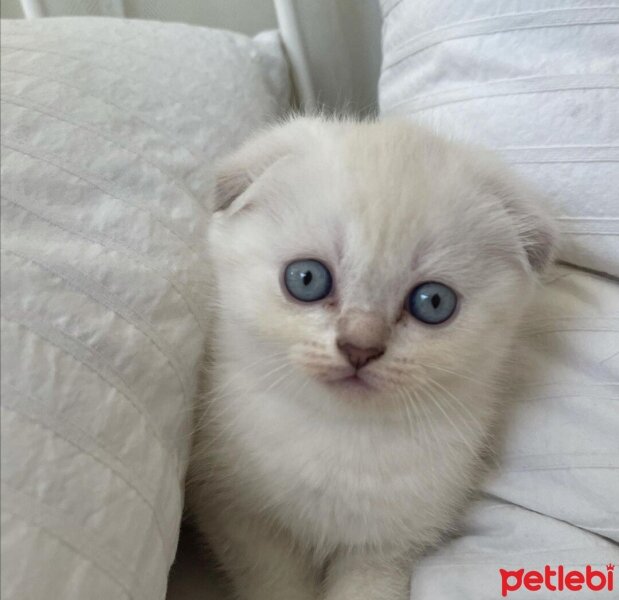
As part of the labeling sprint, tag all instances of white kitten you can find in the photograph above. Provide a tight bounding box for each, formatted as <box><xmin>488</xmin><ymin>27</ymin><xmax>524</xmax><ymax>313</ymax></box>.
<box><xmin>187</xmin><ymin>117</ymin><xmax>557</xmax><ymax>600</ymax></box>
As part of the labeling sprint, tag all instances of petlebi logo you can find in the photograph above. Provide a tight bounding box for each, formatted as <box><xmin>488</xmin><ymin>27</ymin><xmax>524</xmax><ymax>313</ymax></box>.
<box><xmin>500</xmin><ymin>564</ymin><xmax>614</xmax><ymax>597</ymax></box>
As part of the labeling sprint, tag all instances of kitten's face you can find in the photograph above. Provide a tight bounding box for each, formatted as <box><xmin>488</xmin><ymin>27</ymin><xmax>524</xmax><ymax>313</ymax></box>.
<box><xmin>210</xmin><ymin>119</ymin><xmax>554</xmax><ymax>404</ymax></box>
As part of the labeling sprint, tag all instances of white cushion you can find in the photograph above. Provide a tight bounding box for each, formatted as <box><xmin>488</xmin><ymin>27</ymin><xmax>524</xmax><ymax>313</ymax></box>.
<box><xmin>380</xmin><ymin>0</ymin><xmax>619</xmax><ymax>276</ymax></box>
<box><xmin>0</xmin><ymin>17</ymin><xmax>289</xmax><ymax>600</ymax></box>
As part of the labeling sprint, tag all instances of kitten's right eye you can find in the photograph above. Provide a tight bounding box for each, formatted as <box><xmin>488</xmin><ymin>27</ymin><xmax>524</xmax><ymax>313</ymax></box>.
<box><xmin>284</xmin><ymin>259</ymin><xmax>332</xmax><ymax>302</ymax></box>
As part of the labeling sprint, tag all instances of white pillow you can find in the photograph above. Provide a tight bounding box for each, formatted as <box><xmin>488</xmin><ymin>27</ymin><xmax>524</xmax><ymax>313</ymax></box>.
<box><xmin>0</xmin><ymin>17</ymin><xmax>289</xmax><ymax>600</ymax></box>
<box><xmin>380</xmin><ymin>0</ymin><xmax>619</xmax><ymax>276</ymax></box>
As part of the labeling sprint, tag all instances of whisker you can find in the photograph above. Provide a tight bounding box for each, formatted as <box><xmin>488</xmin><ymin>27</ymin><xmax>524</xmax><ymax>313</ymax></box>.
<box><xmin>398</xmin><ymin>385</ymin><xmax>438</xmax><ymax>492</ymax></box>
<box><xmin>303</xmin><ymin>351</ymin><xmax>333</xmax><ymax>360</ymax></box>
<box><xmin>390</xmin><ymin>358</ymin><xmax>501</xmax><ymax>389</ymax></box>
<box><xmin>190</xmin><ymin>353</ymin><xmax>293</xmax><ymax>437</ymax></box>
<box><xmin>422</xmin><ymin>376</ymin><xmax>486</xmax><ymax>442</ymax></box>
<box><xmin>421</xmin><ymin>362</ymin><xmax>501</xmax><ymax>388</ymax></box>
<box><xmin>416</xmin><ymin>379</ymin><xmax>479</xmax><ymax>459</ymax></box>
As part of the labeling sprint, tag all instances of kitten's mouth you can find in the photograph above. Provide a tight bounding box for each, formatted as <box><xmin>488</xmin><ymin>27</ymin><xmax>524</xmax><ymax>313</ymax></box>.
<box><xmin>327</xmin><ymin>372</ymin><xmax>375</xmax><ymax>392</ymax></box>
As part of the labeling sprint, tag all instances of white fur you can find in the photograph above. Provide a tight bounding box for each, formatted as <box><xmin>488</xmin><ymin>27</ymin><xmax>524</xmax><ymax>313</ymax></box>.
<box><xmin>187</xmin><ymin>117</ymin><xmax>557</xmax><ymax>600</ymax></box>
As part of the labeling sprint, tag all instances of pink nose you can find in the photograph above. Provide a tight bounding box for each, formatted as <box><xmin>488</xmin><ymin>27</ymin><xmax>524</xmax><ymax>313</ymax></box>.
<box><xmin>336</xmin><ymin>341</ymin><xmax>385</xmax><ymax>369</ymax></box>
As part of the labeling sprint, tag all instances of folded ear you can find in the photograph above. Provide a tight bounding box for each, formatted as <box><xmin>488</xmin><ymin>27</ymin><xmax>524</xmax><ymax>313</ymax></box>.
<box><xmin>481</xmin><ymin>161</ymin><xmax>558</xmax><ymax>274</ymax></box>
<box><xmin>213</xmin><ymin>118</ymin><xmax>317</xmax><ymax>216</ymax></box>
<box><xmin>510</xmin><ymin>199</ymin><xmax>558</xmax><ymax>274</ymax></box>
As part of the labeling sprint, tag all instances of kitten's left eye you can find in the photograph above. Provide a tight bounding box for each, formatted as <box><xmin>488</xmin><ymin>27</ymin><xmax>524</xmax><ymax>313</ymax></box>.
<box><xmin>284</xmin><ymin>259</ymin><xmax>333</xmax><ymax>302</ymax></box>
<box><xmin>407</xmin><ymin>282</ymin><xmax>457</xmax><ymax>325</ymax></box>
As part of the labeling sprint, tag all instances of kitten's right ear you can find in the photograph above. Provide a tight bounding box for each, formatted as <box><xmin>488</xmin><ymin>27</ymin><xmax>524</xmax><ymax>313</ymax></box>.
<box><xmin>213</xmin><ymin>118</ymin><xmax>315</xmax><ymax>216</ymax></box>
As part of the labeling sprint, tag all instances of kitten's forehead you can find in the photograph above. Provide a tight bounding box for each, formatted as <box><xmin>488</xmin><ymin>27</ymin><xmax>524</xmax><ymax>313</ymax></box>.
<box><xmin>337</xmin><ymin>122</ymin><xmax>472</xmax><ymax>221</ymax></box>
<box><xmin>333</xmin><ymin>128</ymin><xmax>495</xmax><ymax>254</ymax></box>
<box><xmin>279</xmin><ymin>121</ymin><xmax>521</xmax><ymax>305</ymax></box>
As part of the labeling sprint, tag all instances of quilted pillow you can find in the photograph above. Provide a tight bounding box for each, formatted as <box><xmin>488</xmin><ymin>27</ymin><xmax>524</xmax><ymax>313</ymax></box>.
<box><xmin>0</xmin><ymin>17</ymin><xmax>289</xmax><ymax>600</ymax></box>
<box><xmin>380</xmin><ymin>0</ymin><xmax>619</xmax><ymax>276</ymax></box>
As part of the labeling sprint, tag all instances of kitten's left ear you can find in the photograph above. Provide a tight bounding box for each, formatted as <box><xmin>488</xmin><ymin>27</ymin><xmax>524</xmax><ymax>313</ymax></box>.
<box><xmin>213</xmin><ymin>118</ymin><xmax>317</xmax><ymax>216</ymax></box>
<box><xmin>481</xmin><ymin>161</ymin><xmax>559</xmax><ymax>274</ymax></box>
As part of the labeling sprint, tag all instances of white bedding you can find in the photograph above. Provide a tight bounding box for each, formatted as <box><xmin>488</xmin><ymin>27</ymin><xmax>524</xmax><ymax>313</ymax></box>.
<box><xmin>380</xmin><ymin>0</ymin><xmax>619</xmax><ymax>276</ymax></box>
<box><xmin>0</xmin><ymin>17</ymin><xmax>289</xmax><ymax>600</ymax></box>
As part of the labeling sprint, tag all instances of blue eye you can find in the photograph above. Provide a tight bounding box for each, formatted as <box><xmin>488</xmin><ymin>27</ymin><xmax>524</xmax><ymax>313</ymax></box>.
<box><xmin>408</xmin><ymin>282</ymin><xmax>457</xmax><ymax>324</ymax></box>
<box><xmin>284</xmin><ymin>259</ymin><xmax>333</xmax><ymax>302</ymax></box>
